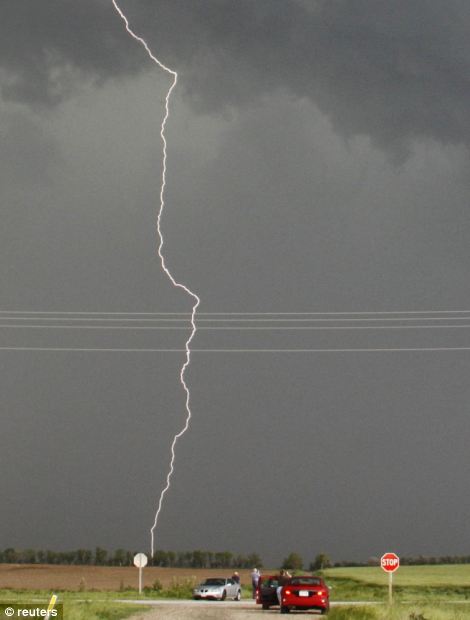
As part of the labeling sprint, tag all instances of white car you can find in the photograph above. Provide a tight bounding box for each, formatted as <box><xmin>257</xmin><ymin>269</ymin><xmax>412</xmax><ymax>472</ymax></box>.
<box><xmin>193</xmin><ymin>577</ymin><xmax>241</xmax><ymax>601</ymax></box>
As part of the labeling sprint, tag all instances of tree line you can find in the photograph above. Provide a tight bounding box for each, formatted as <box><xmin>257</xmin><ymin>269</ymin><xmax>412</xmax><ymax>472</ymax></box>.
<box><xmin>281</xmin><ymin>552</ymin><xmax>470</xmax><ymax>571</ymax></box>
<box><xmin>3</xmin><ymin>548</ymin><xmax>468</xmax><ymax>569</ymax></box>
<box><xmin>0</xmin><ymin>547</ymin><xmax>263</xmax><ymax>569</ymax></box>
<box><xmin>393</xmin><ymin>555</ymin><xmax>470</xmax><ymax>566</ymax></box>
<box><xmin>343</xmin><ymin>555</ymin><xmax>470</xmax><ymax>567</ymax></box>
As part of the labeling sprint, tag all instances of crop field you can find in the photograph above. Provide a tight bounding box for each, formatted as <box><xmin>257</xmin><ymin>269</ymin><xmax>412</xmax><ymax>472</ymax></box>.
<box><xmin>0</xmin><ymin>564</ymin><xmax>253</xmax><ymax>591</ymax></box>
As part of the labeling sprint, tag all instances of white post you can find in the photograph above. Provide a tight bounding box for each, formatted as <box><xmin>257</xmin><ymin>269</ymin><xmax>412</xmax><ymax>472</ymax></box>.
<box><xmin>388</xmin><ymin>571</ymin><xmax>393</xmax><ymax>605</ymax></box>
<box><xmin>134</xmin><ymin>553</ymin><xmax>147</xmax><ymax>595</ymax></box>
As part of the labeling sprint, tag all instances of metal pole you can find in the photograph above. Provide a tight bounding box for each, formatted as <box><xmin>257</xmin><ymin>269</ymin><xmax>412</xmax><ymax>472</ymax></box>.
<box><xmin>388</xmin><ymin>571</ymin><xmax>393</xmax><ymax>605</ymax></box>
<box><xmin>139</xmin><ymin>565</ymin><xmax>143</xmax><ymax>594</ymax></box>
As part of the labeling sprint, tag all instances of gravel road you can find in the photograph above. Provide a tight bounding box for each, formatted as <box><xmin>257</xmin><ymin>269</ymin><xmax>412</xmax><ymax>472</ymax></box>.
<box><xmin>126</xmin><ymin>600</ymin><xmax>288</xmax><ymax>620</ymax></box>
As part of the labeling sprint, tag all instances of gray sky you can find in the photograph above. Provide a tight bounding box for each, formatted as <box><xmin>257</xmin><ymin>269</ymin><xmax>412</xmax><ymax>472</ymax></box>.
<box><xmin>1</xmin><ymin>0</ymin><xmax>470</xmax><ymax>566</ymax></box>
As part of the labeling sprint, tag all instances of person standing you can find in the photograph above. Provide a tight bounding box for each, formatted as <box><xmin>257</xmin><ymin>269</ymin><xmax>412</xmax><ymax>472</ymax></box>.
<box><xmin>276</xmin><ymin>569</ymin><xmax>291</xmax><ymax>606</ymax></box>
<box><xmin>251</xmin><ymin>567</ymin><xmax>260</xmax><ymax>598</ymax></box>
<box><xmin>232</xmin><ymin>571</ymin><xmax>240</xmax><ymax>584</ymax></box>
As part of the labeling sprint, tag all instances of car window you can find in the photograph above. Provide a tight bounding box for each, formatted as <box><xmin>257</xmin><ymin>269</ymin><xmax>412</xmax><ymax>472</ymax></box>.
<box><xmin>261</xmin><ymin>577</ymin><xmax>279</xmax><ymax>587</ymax></box>
<box><xmin>290</xmin><ymin>577</ymin><xmax>322</xmax><ymax>586</ymax></box>
<box><xmin>203</xmin><ymin>579</ymin><xmax>225</xmax><ymax>586</ymax></box>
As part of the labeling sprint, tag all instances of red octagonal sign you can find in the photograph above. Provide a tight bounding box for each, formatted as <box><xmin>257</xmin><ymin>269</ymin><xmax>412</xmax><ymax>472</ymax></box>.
<box><xmin>381</xmin><ymin>552</ymin><xmax>400</xmax><ymax>573</ymax></box>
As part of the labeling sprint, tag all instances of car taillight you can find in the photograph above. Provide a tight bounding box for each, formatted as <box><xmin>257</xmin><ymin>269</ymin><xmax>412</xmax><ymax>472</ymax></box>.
<box><xmin>284</xmin><ymin>589</ymin><xmax>291</xmax><ymax>595</ymax></box>
<box><xmin>317</xmin><ymin>590</ymin><xmax>325</xmax><ymax>596</ymax></box>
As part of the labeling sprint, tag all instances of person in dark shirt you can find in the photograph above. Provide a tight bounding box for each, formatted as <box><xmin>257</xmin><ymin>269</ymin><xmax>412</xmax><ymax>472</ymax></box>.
<box><xmin>277</xmin><ymin>569</ymin><xmax>292</xmax><ymax>605</ymax></box>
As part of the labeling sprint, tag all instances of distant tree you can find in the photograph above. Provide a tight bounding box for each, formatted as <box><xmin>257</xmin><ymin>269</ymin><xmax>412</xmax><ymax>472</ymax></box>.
<box><xmin>247</xmin><ymin>553</ymin><xmax>263</xmax><ymax>569</ymax></box>
<box><xmin>63</xmin><ymin>551</ymin><xmax>73</xmax><ymax>564</ymax></box>
<box><xmin>213</xmin><ymin>552</ymin><xmax>225</xmax><ymax>568</ymax></box>
<box><xmin>282</xmin><ymin>552</ymin><xmax>303</xmax><ymax>571</ymax></box>
<box><xmin>45</xmin><ymin>550</ymin><xmax>58</xmax><ymax>564</ymax></box>
<box><xmin>310</xmin><ymin>553</ymin><xmax>331</xmax><ymax>571</ymax></box>
<box><xmin>21</xmin><ymin>549</ymin><xmax>37</xmax><ymax>564</ymax></box>
<box><xmin>233</xmin><ymin>554</ymin><xmax>247</xmax><ymax>568</ymax></box>
<box><xmin>36</xmin><ymin>550</ymin><xmax>46</xmax><ymax>564</ymax></box>
<box><xmin>60</xmin><ymin>551</ymin><xmax>76</xmax><ymax>565</ymax></box>
<box><xmin>94</xmin><ymin>547</ymin><xmax>108</xmax><ymax>565</ymax></box>
<box><xmin>191</xmin><ymin>550</ymin><xmax>207</xmax><ymax>568</ymax></box>
<box><xmin>76</xmin><ymin>549</ymin><xmax>92</xmax><ymax>565</ymax></box>
<box><xmin>112</xmin><ymin>549</ymin><xmax>126</xmax><ymax>566</ymax></box>
<box><xmin>3</xmin><ymin>548</ymin><xmax>18</xmax><ymax>563</ymax></box>
<box><xmin>152</xmin><ymin>550</ymin><xmax>169</xmax><ymax>567</ymax></box>
<box><xmin>221</xmin><ymin>551</ymin><xmax>233</xmax><ymax>568</ymax></box>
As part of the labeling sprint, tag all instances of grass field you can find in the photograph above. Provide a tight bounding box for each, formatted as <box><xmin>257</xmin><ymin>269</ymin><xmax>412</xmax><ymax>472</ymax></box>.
<box><xmin>323</xmin><ymin>565</ymin><xmax>470</xmax><ymax>619</ymax></box>
<box><xmin>0</xmin><ymin>590</ymin><xmax>147</xmax><ymax>620</ymax></box>
<box><xmin>322</xmin><ymin>564</ymin><xmax>470</xmax><ymax>603</ymax></box>
<box><xmin>325</xmin><ymin>565</ymin><xmax>470</xmax><ymax>587</ymax></box>
<box><xmin>327</xmin><ymin>604</ymin><xmax>470</xmax><ymax>619</ymax></box>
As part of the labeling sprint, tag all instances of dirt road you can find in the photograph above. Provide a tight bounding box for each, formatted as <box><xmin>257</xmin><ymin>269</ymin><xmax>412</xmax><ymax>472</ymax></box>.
<box><xmin>126</xmin><ymin>600</ymin><xmax>283</xmax><ymax>620</ymax></box>
<box><xmin>124</xmin><ymin>599</ymin><xmax>374</xmax><ymax>619</ymax></box>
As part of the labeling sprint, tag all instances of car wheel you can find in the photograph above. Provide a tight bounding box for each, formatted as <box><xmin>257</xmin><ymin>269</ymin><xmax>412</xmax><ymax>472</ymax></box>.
<box><xmin>221</xmin><ymin>590</ymin><xmax>227</xmax><ymax>601</ymax></box>
<box><xmin>234</xmin><ymin>590</ymin><xmax>241</xmax><ymax>601</ymax></box>
<box><xmin>262</xmin><ymin>603</ymin><xmax>269</xmax><ymax>610</ymax></box>
<box><xmin>280</xmin><ymin>606</ymin><xmax>290</xmax><ymax>614</ymax></box>
<box><xmin>320</xmin><ymin>607</ymin><xmax>329</xmax><ymax>615</ymax></box>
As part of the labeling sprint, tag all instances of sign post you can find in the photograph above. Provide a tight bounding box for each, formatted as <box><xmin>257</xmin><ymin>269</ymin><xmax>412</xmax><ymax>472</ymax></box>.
<box><xmin>380</xmin><ymin>552</ymin><xmax>399</xmax><ymax>605</ymax></box>
<box><xmin>133</xmin><ymin>553</ymin><xmax>148</xmax><ymax>594</ymax></box>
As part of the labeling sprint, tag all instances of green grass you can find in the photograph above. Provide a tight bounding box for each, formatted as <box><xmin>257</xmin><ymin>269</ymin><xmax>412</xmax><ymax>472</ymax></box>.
<box><xmin>59</xmin><ymin>601</ymin><xmax>146</xmax><ymax>620</ymax></box>
<box><xmin>328</xmin><ymin>603</ymin><xmax>470</xmax><ymax>619</ymax></box>
<box><xmin>0</xmin><ymin>579</ymin><xmax>251</xmax><ymax>619</ymax></box>
<box><xmin>324</xmin><ymin>565</ymin><xmax>470</xmax><ymax>587</ymax></box>
<box><xmin>0</xmin><ymin>591</ymin><xmax>146</xmax><ymax>620</ymax></box>
<box><xmin>320</xmin><ymin>565</ymin><xmax>470</xmax><ymax>618</ymax></box>
<box><xmin>321</xmin><ymin>565</ymin><xmax>470</xmax><ymax>604</ymax></box>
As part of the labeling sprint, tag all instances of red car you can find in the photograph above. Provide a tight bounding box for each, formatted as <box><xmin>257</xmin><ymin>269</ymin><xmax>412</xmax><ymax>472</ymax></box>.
<box><xmin>280</xmin><ymin>575</ymin><xmax>329</xmax><ymax>615</ymax></box>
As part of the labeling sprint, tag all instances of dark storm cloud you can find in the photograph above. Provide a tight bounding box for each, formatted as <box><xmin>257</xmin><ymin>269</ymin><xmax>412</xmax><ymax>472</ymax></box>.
<box><xmin>2</xmin><ymin>1</ymin><xmax>470</xmax><ymax>152</ymax></box>
<box><xmin>0</xmin><ymin>0</ymin><xmax>144</xmax><ymax>106</ymax></box>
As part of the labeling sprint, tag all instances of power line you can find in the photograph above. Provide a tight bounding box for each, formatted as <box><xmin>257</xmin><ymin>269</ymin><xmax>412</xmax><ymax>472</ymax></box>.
<box><xmin>1</xmin><ymin>346</ymin><xmax>470</xmax><ymax>353</ymax></box>
<box><xmin>2</xmin><ymin>309</ymin><xmax>470</xmax><ymax>316</ymax></box>
<box><xmin>2</xmin><ymin>323</ymin><xmax>470</xmax><ymax>330</ymax></box>
<box><xmin>2</xmin><ymin>316</ymin><xmax>470</xmax><ymax>323</ymax></box>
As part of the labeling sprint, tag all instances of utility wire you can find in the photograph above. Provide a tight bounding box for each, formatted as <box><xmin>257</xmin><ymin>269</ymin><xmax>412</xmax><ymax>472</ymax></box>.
<box><xmin>2</xmin><ymin>323</ymin><xmax>470</xmax><ymax>330</ymax></box>
<box><xmin>2</xmin><ymin>310</ymin><xmax>470</xmax><ymax>316</ymax></box>
<box><xmin>1</xmin><ymin>346</ymin><xmax>470</xmax><ymax>353</ymax></box>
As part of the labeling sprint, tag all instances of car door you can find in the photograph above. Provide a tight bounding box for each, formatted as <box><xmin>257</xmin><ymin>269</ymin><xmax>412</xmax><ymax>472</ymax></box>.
<box><xmin>226</xmin><ymin>579</ymin><xmax>236</xmax><ymax>597</ymax></box>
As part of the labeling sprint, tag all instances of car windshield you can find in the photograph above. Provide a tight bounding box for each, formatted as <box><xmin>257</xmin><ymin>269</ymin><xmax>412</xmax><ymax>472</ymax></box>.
<box><xmin>290</xmin><ymin>577</ymin><xmax>322</xmax><ymax>586</ymax></box>
<box><xmin>202</xmin><ymin>579</ymin><xmax>225</xmax><ymax>586</ymax></box>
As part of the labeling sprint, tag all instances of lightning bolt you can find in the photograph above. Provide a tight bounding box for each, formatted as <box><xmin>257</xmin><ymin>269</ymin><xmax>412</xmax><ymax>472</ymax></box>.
<box><xmin>111</xmin><ymin>1</ymin><xmax>200</xmax><ymax>557</ymax></box>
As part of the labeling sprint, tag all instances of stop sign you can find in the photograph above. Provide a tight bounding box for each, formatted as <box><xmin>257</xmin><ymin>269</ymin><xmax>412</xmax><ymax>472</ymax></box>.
<box><xmin>381</xmin><ymin>552</ymin><xmax>399</xmax><ymax>573</ymax></box>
